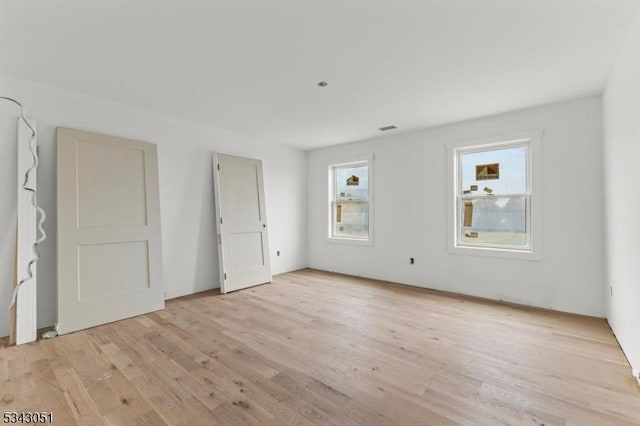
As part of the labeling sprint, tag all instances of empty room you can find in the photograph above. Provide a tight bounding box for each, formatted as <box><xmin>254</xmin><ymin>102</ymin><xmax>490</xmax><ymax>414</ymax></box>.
<box><xmin>1</xmin><ymin>1</ymin><xmax>640</xmax><ymax>424</ymax></box>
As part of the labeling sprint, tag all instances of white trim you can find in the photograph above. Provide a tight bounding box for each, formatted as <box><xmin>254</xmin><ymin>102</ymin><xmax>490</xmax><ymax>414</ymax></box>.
<box><xmin>326</xmin><ymin>154</ymin><xmax>375</xmax><ymax>246</ymax></box>
<box><xmin>16</xmin><ymin>118</ymin><xmax>37</xmax><ymax>345</ymax></box>
<box><xmin>212</xmin><ymin>153</ymin><xmax>226</xmax><ymax>292</ymax></box>
<box><xmin>446</xmin><ymin>130</ymin><xmax>543</xmax><ymax>261</ymax></box>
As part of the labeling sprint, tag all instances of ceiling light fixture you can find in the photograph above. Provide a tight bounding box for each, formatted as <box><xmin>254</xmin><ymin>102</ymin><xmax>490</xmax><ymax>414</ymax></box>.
<box><xmin>379</xmin><ymin>125</ymin><xmax>397</xmax><ymax>131</ymax></box>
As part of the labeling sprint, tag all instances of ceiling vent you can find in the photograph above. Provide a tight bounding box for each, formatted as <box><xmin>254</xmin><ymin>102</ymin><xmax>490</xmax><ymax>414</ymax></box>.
<box><xmin>379</xmin><ymin>125</ymin><xmax>397</xmax><ymax>131</ymax></box>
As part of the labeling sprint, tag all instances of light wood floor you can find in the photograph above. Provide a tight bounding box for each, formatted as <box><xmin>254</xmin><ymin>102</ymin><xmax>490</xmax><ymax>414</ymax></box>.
<box><xmin>1</xmin><ymin>269</ymin><xmax>639</xmax><ymax>425</ymax></box>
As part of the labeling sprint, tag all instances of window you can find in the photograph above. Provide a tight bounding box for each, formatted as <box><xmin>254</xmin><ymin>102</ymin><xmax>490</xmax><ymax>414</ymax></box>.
<box><xmin>329</xmin><ymin>157</ymin><xmax>373</xmax><ymax>243</ymax></box>
<box><xmin>448</xmin><ymin>131</ymin><xmax>541</xmax><ymax>259</ymax></box>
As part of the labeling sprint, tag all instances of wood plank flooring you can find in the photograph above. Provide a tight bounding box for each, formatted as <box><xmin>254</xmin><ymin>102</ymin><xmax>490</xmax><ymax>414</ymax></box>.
<box><xmin>1</xmin><ymin>269</ymin><xmax>639</xmax><ymax>425</ymax></box>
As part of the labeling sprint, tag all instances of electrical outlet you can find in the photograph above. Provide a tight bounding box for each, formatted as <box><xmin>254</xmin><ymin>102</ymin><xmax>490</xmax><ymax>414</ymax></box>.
<box><xmin>410</xmin><ymin>257</ymin><xmax>415</xmax><ymax>265</ymax></box>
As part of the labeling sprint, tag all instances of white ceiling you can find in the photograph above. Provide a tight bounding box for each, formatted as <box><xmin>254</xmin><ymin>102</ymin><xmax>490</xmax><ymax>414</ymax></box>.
<box><xmin>1</xmin><ymin>0</ymin><xmax>638</xmax><ymax>150</ymax></box>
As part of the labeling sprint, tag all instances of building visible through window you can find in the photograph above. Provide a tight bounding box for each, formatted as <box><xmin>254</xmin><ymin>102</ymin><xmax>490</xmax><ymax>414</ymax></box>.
<box><xmin>330</xmin><ymin>160</ymin><xmax>371</xmax><ymax>241</ymax></box>
<box><xmin>445</xmin><ymin>125</ymin><xmax>549</xmax><ymax>264</ymax></box>
<box><xmin>458</xmin><ymin>144</ymin><xmax>529</xmax><ymax>248</ymax></box>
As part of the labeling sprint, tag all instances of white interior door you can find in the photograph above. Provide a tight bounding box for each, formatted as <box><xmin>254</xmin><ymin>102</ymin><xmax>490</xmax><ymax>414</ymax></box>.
<box><xmin>213</xmin><ymin>153</ymin><xmax>271</xmax><ymax>293</ymax></box>
<box><xmin>56</xmin><ymin>128</ymin><xmax>164</xmax><ymax>335</ymax></box>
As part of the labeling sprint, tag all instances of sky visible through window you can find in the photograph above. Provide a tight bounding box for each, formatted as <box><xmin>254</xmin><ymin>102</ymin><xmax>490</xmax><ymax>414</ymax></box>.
<box><xmin>333</xmin><ymin>164</ymin><xmax>369</xmax><ymax>239</ymax></box>
<box><xmin>459</xmin><ymin>145</ymin><xmax>528</xmax><ymax>244</ymax></box>
<box><xmin>336</xmin><ymin>165</ymin><xmax>368</xmax><ymax>200</ymax></box>
<box><xmin>460</xmin><ymin>145</ymin><xmax>526</xmax><ymax>194</ymax></box>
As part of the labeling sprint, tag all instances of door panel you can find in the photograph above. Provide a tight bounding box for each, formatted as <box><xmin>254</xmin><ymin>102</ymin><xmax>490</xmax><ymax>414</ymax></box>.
<box><xmin>230</xmin><ymin>232</ymin><xmax>265</xmax><ymax>270</ymax></box>
<box><xmin>56</xmin><ymin>128</ymin><xmax>164</xmax><ymax>335</ymax></box>
<box><xmin>213</xmin><ymin>153</ymin><xmax>271</xmax><ymax>293</ymax></box>
<box><xmin>78</xmin><ymin>241</ymin><xmax>150</xmax><ymax>300</ymax></box>
<box><xmin>225</xmin><ymin>161</ymin><xmax>262</xmax><ymax>225</ymax></box>
<box><xmin>77</xmin><ymin>142</ymin><xmax>148</xmax><ymax>228</ymax></box>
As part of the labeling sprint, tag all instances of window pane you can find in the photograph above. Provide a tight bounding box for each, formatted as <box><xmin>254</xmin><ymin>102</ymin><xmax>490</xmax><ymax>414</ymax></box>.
<box><xmin>460</xmin><ymin>146</ymin><xmax>526</xmax><ymax>195</ymax></box>
<box><xmin>335</xmin><ymin>165</ymin><xmax>368</xmax><ymax>201</ymax></box>
<box><xmin>459</xmin><ymin>196</ymin><xmax>527</xmax><ymax>246</ymax></box>
<box><xmin>334</xmin><ymin>201</ymin><xmax>368</xmax><ymax>238</ymax></box>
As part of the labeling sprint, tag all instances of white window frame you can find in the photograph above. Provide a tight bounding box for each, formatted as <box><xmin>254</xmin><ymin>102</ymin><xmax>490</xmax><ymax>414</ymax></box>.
<box><xmin>447</xmin><ymin>130</ymin><xmax>542</xmax><ymax>260</ymax></box>
<box><xmin>327</xmin><ymin>154</ymin><xmax>374</xmax><ymax>246</ymax></box>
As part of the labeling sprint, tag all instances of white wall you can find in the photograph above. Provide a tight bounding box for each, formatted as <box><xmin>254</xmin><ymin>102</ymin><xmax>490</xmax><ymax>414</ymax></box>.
<box><xmin>603</xmin><ymin>11</ymin><xmax>640</xmax><ymax>380</ymax></box>
<box><xmin>308</xmin><ymin>96</ymin><xmax>605</xmax><ymax>317</ymax></box>
<box><xmin>0</xmin><ymin>74</ymin><xmax>307</xmax><ymax>338</ymax></box>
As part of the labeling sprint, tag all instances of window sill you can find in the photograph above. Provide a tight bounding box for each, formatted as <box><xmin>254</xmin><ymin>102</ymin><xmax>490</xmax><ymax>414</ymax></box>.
<box><xmin>327</xmin><ymin>236</ymin><xmax>374</xmax><ymax>247</ymax></box>
<box><xmin>449</xmin><ymin>244</ymin><xmax>541</xmax><ymax>261</ymax></box>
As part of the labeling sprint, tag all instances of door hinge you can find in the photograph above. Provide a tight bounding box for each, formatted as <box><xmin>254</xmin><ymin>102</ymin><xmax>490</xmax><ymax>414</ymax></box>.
<box><xmin>217</xmin><ymin>163</ymin><xmax>220</xmax><ymax>171</ymax></box>
<box><xmin>220</xmin><ymin>217</ymin><xmax>223</xmax><ymax>224</ymax></box>
<box><xmin>224</xmin><ymin>272</ymin><xmax>227</xmax><ymax>280</ymax></box>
